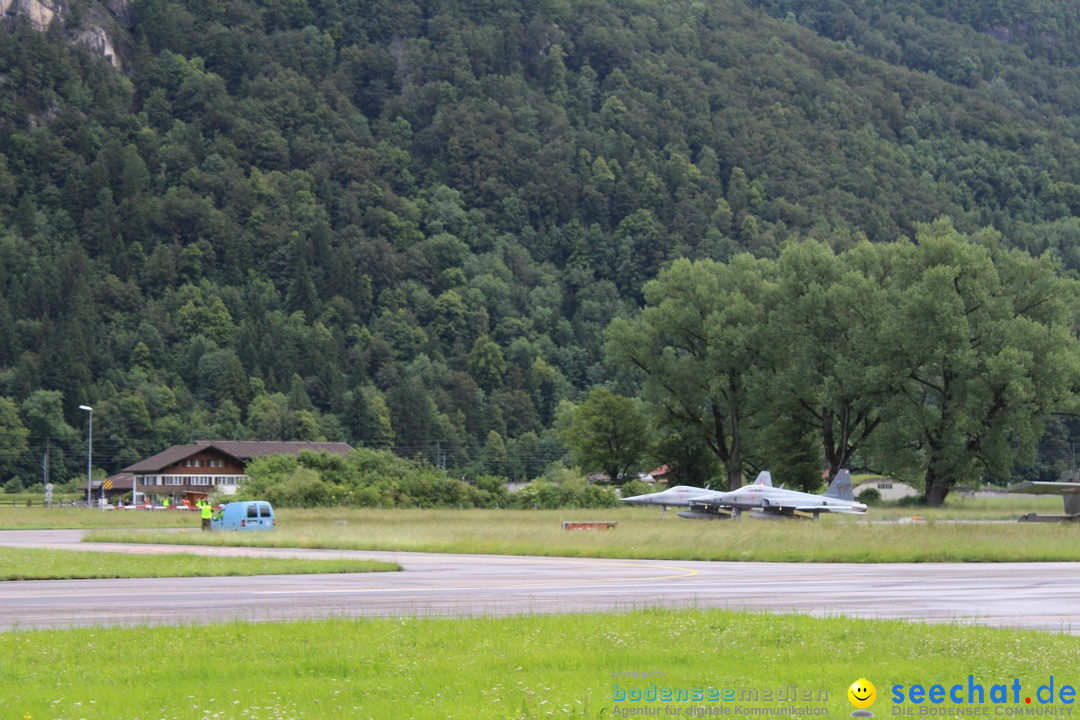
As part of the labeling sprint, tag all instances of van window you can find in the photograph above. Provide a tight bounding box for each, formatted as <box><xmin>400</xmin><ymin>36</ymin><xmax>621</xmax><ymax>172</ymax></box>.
<box><xmin>259</xmin><ymin>504</ymin><xmax>271</xmax><ymax>518</ymax></box>
<box><xmin>247</xmin><ymin>504</ymin><xmax>258</xmax><ymax>519</ymax></box>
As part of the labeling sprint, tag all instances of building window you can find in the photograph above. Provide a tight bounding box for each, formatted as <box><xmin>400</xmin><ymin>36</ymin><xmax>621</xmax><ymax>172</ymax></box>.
<box><xmin>878</xmin><ymin>483</ymin><xmax>892</xmax><ymax>490</ymax></box>
<box><xmin>185</xmin><ymin>460</ymin><xmax>192</xmax><ymax>467</ymax></box>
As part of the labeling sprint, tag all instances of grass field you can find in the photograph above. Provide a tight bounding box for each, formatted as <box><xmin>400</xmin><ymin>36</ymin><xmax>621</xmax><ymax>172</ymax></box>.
<box><xmin>78</xmin><ymin>502</ymin><xmax>1080</xmax><ymax>562</ymax></box>
<box><xmin>865</xmin><ymin>491</ymin><xmax>1064</xmax><ymax>519</ymax></box>
<box><xmin>2</xmin><ymin>493</ymin><xmax>1075</xmax><ymax>563</ymax></box>
<box><xmin>0</xmin><ymin>506</ymin><xmax>200</xmax><ymax>529</ymax></box>
<box><xmin>0</xmin><ymin>546</ymin><xmax>399</xmax><ymax>580</ymax></box>
<box><xmin>1</xmin><ymin>608</ymin><xmax>1077</xmax><ymax>719</ymax></box>
<box><xmin>0</xmin><ymin>491</ymin><xmax>1062</xmax><ymax>530</ymax></box>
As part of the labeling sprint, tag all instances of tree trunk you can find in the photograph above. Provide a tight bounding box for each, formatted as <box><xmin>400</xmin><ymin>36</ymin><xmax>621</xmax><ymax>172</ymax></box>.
<box><xmin>924</xmin><ymin>467</ymin><xmax>950</xmax><ymax>507</ymax></box>
<box><xmin>822</xmin><ymin>408</ymin><xmax>838</xmax><ymax>479</ymax></box>
<box><xmin>726</xmin><ymin>460</ymin><xmax>742</xmax><ymax>492</ymax></box>
<box><xmin>727</xmin><ymin>397</ymin><xmax>742</xmax><ymax>490</ymax></box>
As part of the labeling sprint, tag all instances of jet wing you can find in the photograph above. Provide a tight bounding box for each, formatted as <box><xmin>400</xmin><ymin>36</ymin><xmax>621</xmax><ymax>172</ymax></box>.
<box><xmin>792</xmin><ymin>505</ymin><xmax>866</xmax><ymax>514</ymax></box>
<box><xmin>1007</xmin><ymin>481</ymin><xmax>1080</xmax><ymax>495</ymax></box>
<box><xmin>751</xmin><ymin>502</ymin><xmax>865</xmax><ymax>515</ymax></box>
<box><xmin>1007</xmin><ymin>482</ymin><xmax>1080</xmax><ymax>519</ymax></box>
<box><xmin>686</xmin><ymin>500</ymin><xmax>726</xmax><ymax>510</ymax></box>
<box><xmin>680</xmin><ymin>490</ymin><xmax>736</xmax><ymax>513</ymax></box>
<box><xmin>680</xmin><ymin>498</ymin><xmax>736</xmax><ymax>519</ymax></box>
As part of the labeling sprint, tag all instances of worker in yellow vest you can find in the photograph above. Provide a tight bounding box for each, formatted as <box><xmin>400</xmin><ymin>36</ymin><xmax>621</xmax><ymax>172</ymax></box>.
<box><xmin>200</xmin><ymin>499</ymin><xmax>213</xmax><ymax>530</ymax></box>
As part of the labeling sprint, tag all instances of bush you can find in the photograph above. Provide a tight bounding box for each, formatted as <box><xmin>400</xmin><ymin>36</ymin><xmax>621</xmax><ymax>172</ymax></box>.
<box><xmin>472</xmin><ymin>475</ymin><xmax>510</xmax><ymax>508</ymax></box>
<box><xmin>857</xmin><ymin>487</ymin><xmax>882</xmax><ymax>505</ymax></box>
<box><xmin>618</xmin><ymin>479</ymin><xmax>654</xmax><ymax>499</ymax></box>
<box><xmin>513</xmin><ymin>480</ymin><xmax>570</xmax><ymax>509</ymax></box>
<box><xmin>577</xmin><ymin>484</ymin><xmax>620</xmax><ymax>508</ymax></box>
<box><xmin>261</xmin><ymin>468</ymin><xmax>335</xmax><ymax>507</ymax></box>
<box><xmin>512</xmin><ymin>478</ymin><xmax>620</xmax><ymax>509</ymax></box>
<box><xmin>243</xmin><ymin>449</ymin><xmax>622</xmax><ymax>510</ymax></box>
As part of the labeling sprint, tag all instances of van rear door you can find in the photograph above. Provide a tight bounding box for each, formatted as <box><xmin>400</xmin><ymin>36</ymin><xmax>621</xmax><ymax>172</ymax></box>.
<box><xmin>249</xmin><ymin>502</ymin><xmax>272</xmax><ymax>528</ymax></box>
<box><xmin>259</xmin><ymin>503</ymin><xmax>274</xmax><ymax>528</ymax></box>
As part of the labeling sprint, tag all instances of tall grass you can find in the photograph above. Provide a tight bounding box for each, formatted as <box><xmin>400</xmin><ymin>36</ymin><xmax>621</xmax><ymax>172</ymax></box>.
<box><xmin>0</xmin><ymin>506</ymin><xmax>199</xmax><ymax>529</ymax></box>
<box><xmin>1</xmin><ymin>492</ymin><xmax>1063</xmax><ymax>532</ymax></box>
<box><xmin>84</xmin><ymin>506</ymin><xmax>1080</xmax><ymax>562</ymax></box>
<box><xmin>2</xmin><ymin>609</ymin><xmax>1078</xmax><ymax>719</ymax></box>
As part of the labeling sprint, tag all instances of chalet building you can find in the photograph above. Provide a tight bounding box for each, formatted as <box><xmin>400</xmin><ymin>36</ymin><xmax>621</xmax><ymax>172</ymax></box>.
<box><xmin>122</xmin><ymin>440</ymin><xmax>352</xmax><ymax>502</ymax></box>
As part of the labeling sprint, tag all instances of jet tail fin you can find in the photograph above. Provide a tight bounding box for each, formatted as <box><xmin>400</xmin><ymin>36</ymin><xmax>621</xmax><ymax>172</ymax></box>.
<box><xmin>752</xmin><ymin>471</ymin><xmax>772</xmax><ymax>487</ymax></box>
<box><xmin>823</xmin><ymin>469</ymin><xmax>853</xmax><ymax>501</ymax></box>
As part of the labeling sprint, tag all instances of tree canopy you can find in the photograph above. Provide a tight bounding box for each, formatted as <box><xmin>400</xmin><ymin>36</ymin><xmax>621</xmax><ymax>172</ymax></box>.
<box><xmin>0</xmin><ymin>0</ymin><xmax>1079</xmax><ymax>495</ymax></box>
<box><xmin>607</xmin><ymin>223</ymin><xmax>1080</xmax><ymax>504</ymax></box>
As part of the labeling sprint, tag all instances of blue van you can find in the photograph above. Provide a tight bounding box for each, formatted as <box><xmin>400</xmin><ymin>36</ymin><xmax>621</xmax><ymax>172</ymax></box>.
<box><xmin>211</xmin><ymin>501</ymin><xmax>275</xmax><ymax>531</ymax></box>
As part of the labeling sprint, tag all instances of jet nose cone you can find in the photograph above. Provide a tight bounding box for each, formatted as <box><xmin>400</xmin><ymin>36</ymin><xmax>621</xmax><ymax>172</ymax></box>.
<box><xmin>621</xmin><ymin>494</ymin><xmax>648</xmax><ymax>504</ymax></box>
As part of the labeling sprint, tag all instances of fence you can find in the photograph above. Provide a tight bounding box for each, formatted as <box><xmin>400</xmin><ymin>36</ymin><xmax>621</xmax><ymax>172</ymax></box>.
<box><xmin>0</xmin><ymin>498</ymin><xmax>92</xmax><ymax>508</ymax></box>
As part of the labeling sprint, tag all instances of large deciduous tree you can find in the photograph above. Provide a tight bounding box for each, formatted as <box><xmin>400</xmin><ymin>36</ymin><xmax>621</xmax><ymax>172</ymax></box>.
<box><xmin>873</xmin><ymin>221</ymin><xmax>1080</xmax><ymax>505</ymax></box>
<box><xmin>759</xmin><ymin>241</ymin><xmax>897</xmax><ymax>480</ymax></box>
<box><xmin>606</xmin><ymin>256</ymin><xmax>773</xmax><ymax>490</ymax></box>
<box><xmin>556</xmin><ymin>388</ymin><xmax>649</xmax><ymax>485</ymax></box>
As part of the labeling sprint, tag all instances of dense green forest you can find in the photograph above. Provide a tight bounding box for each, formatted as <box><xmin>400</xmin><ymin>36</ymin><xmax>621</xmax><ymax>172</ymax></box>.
<box><xmin>1</xmin><ymin>0</ymin><xmax>1079</xmax><ymax>494</ymax></box>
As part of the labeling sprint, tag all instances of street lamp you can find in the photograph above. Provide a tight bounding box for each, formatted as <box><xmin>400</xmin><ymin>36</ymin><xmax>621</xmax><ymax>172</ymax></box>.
<box><xmin>79</xmin><ymin>405</ymin><xmax>92</xmax><ymax>507</ymax></box>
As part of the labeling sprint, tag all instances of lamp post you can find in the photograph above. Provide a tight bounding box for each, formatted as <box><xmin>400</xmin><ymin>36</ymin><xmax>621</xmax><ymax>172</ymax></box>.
<box><xmin>79</xmin><ymin>405</ymin><xmax>92</xmax><ymax>507</ymax></box>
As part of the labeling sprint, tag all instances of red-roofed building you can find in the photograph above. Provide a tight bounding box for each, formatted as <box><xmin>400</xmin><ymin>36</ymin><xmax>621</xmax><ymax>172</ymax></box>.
<box><xmin>122</xmin><ymin>441</ymin><xmax>352</xmax><ymax>503</ymax></box>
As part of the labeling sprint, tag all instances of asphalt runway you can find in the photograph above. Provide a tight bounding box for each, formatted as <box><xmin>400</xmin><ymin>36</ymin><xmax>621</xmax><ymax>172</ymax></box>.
<box><xmin>1</xmin><ymin>529</ymin><xmax>1078</xmax><ymax>633</ymax></box>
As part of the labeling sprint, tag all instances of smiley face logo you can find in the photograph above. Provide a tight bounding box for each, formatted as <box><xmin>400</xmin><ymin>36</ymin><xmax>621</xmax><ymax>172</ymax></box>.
<box><xmin>848</xmin><ymin>678</ymin><xmax>877</xmax><ymax>714</ymax></box>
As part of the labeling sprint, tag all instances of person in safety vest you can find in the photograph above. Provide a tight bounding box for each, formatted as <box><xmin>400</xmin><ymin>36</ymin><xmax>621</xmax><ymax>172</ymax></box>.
<box><xmin>200</xmin><ymin>499</ymin><xmax>213</xmax><ymax>530</ymax></box>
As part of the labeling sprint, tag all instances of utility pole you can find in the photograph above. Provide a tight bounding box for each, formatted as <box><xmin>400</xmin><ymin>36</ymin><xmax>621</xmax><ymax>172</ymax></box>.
<box><xmin>79</xmin><ymin>405</ymin><xmax>93</xmax><ymax>507</ymax></box>
<box><xmin>42</xmin><ymin>437</ymin><xmax>50</xmax><ymax>507</ymax></box>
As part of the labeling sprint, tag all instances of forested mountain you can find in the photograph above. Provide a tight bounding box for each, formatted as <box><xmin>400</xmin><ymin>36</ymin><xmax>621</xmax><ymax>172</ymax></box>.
<box><xmin>1</xmin><ymin>0</ymin><xmax>1078</xmax><ymax>489</ymax></box>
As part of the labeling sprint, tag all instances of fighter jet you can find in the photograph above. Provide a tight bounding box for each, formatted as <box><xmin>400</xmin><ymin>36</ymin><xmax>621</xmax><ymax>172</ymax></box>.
<box><xmin>622</xmin><ymin>469</ymin><xmax>867</xmax><ymax>519</ymax></box>
<box><xmin>621</xmin><ymin>472</ymin><xmax>773</xmax><ymax>518</ymax></box>
<box><xmin>702</xmin><ymin>469</ymin><xmax>867</xmax><ymax>519</ymax></box>
<box><xmin>1006</xmin><ymin>480</ymin><xmax>1080</xmax><ymax>521</ymax></box>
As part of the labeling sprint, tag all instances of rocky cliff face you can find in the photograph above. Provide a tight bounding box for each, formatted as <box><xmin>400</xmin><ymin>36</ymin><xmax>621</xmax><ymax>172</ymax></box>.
<box><xmin>0</xmin><ymin>0</ymin><xmax>128</xmax><ymax>68</ymax></box>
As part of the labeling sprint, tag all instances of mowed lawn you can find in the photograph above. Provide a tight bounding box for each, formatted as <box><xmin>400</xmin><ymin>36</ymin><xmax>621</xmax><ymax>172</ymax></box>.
<box><xmin>1</xmin><ymin>609</ymin><xmax>1078</xmax><ymax>719</ymax></box>
<box><xmin>0</xmin><ymin>546</ymin><xmax>399</xmax><ymax>580</ymax></box>
<box><xmin>78</xmin><ymin>501</ymin><xmax>1080</xmax><ymax>562</ymax></box>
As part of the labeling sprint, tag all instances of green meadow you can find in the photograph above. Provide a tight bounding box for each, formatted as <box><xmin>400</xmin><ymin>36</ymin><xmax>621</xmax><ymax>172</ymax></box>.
<box><xmin>1</xmin><ymin>609</ymin><xmax>1077</xmax><ymax>720</ymax></box>
<box><xmin>0</xmin><ymin>491</ymin><xmax>1061</xmax><ymax>532</ymax></box>
<box><xmin>0</xmin><ymin>506</ymin><xmax>200</xmax><ymax>529</ymax></box>
<box><xmin>79</xmin><ymin>502</ymin><xmax>1080</xmax><ymax>563</ymax></box>
<box><xmin>0</xmin><ymin>546</ymin><xmax>399</xmax><ymax>580</ymax></box>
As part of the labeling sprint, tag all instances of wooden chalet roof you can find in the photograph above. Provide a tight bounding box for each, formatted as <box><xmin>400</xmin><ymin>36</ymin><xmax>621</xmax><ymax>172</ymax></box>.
<box><xmin>122</xmin><ymin>441</ymin><xmax>353</xmax><ymax>473</ymax></box>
